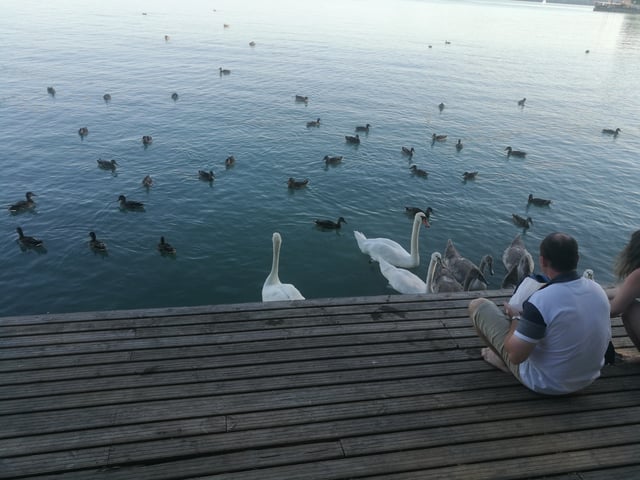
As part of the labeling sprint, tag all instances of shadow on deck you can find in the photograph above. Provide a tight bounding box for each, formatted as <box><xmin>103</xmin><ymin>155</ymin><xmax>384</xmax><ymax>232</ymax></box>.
<box><xmin>1</xmin><ymin>289</ymin><xmax>639</xmax><ymax>479</ymax></box>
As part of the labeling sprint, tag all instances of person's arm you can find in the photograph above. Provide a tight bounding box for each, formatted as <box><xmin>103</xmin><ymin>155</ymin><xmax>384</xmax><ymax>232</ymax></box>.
<box><xmin>610</xmin><ymin>269</ymin><xmax>640</xmax><ymax>317</ymax></box>
<box><xmin>504</xmin><ymin>319</ymin><xmax>537</xmax><ymax>364</ymax></box>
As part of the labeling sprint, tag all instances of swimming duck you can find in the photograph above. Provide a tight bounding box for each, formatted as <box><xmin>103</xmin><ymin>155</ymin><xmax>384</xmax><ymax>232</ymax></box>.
<box><xmin>225</xmin><ymin>156</ymin><xmax>236</xmax><ymax>167</ymax></box>
<box><xmin>462</xmin><ymin>171</ymin><xmax>478</xmax><ymax>181</ymax></box>
<box><xmin>432</xmin><ymin>133</ymin><xmax>447</xmax><ymax>142</ymax></box>
<box><xmin>345</xmin><ymin>134</ymin><xmax>360</xmax><ymax>144</ymax></box>
<box><xmin>512</xmin><ymin>213</ymin><xmax>533</xmax><ymax>229</ymax></box>
<box><xmin>354</xmin><ymin>211</ymin><xmax>428</xmax><ymax>268</ymax></box>
<box><xmin>103</xmin><ymin>93</ymin><xmax>111</xmax><ymax>102</ymax></box>
<box><xmin>315</xmin><ymin>217</ymin><xmax>347</xmax><ymax>229</ymax></box>
<box><xmin>602</xmin><ymin>128</ymin><xmax>621</xmax><ymax>136</ymax></box>
<box><xmin>456</xmin><ymin>139</ymin><xmax>463</xmax><ymax>151</ymax></box>
<box><xmin>16</xmin><ymin>227</ymin><xmax>43</xmax><ymax>248</ymax></box>
<box><xmin>199</xmin><ymin>170</ymin><xmax>215</xmax><ymax>182</ymax></box>
<box><xmin>528</xmin><ymin>194</ymin><xmax>551</xmax><ymax>206</ymax></box>
<box><xmin>158</xmin><ymin>236</ymin><xmax>176</xmax><ymax>255</ymax></box>
<box><xmin>355</xmin><ymin>124</ymin><xmax>371</xmax><ymax>132</ymax></box>
<box><xmin>9</xmin><ymin>192</ymin><xmax>36</xmax><ymax>213</ymax></box>
<box><xmin>502</xmin><ymin>234</ymin><xmax>535</xmax><ymax>289</ymax></box>
<box><xmin>438</xmin><ymin>102</ymin><xmax>445</xmax><ymax>112</ymax></box>
<box><xmin>404</xmin><ymin>206</ymin><xmax>432</xmax><ymax>222</ymax></box>
<box><xmin>47</xmin><ymin>86</ymin><xmax>56</xmax><ymax>96</ymax></box>
<box><xmin>517</xmin><ymin>97</ymin><xmax>526</xmax><ymax>106</ymax></box>
<box><xmin>97</xmin><ymin>159</ymin><xmax>118</xmax><ymax>170</ymax></box>
<box><xmin>505</xmin><ymin>146</ymin><xmax>526</xmax><ymax>157</ymax></box>
<box><xmin>323</xmin><ymin>155</ymin><xmax>343</xmax><ymax>165</ymax></box>
<box><xmin>89</xmin><ymin>231</ymin><xmax>107</xmax><ymax>252</ymax></box>
<box><xmin>249</xmin><ymin>41</ymin><xmax>256</xmax><ymax>47</ymax></box>
<box><xmin>401</xmin><ymin>146</ymin><xmax>415</xmax><ymax>156</ymax></box>
<box><xmin>171</xmin><ymin>92</ymin><xmax>178</xmax><ymax>101</ymax></box>
<box><xmin>142</xmin><ymin>175</ymin><xmax>153</xmax><ymax>187</ymax></box>
<box><xmin>78</xmin><ymin>127</ymin><xmax>89</xmax><ymax>137</ymax></box>
<box><xmin>445</xmin><ymin>40</ymin><xmax>451</xmax><ymax>45</ymax></box>
<box><xmin>306</xmin><ymin>118</ymin><xmax>320</xmax><ymax>127</ymax></box>
<box><xmin>295</xmin><ymin>95</ymin><xmax>308</xmax><ymax>103</ymax></box>
<box><xmin>164</xmin><ymin>35</ymin><xmax>170</xmax><ymax>41</ymax></box>
<box><xmin>223</xmin><ymin>23</ymin><xmax>230</xmax><ymax>28</ymax></box>
<box><xmin>262</xmin><ymin>232</ymin><xmax>305</xmax><ymax>301</ymax></box>
<box><xmin>118</xmin><ymin>195</ymin><xmax>144</xmax><ymax>210</ymax></box>
<box><xmin>288</xmin><ymin>177</ymin><xmax>309</xmax><ymax>189</ymax></box>
<box><xmin>410</xmin><ymin>165</ymin><xmax>428</xmax><ymax>177</ymax></box>
<box><xmin>219</xmin><ymin>67</ymin><xmax>231</xmax><ymax>75</ymax></box>
<box><xmin>142</xmin><ymin>135</ymin><xmax>153</xmax><ymax>145</ymax></box>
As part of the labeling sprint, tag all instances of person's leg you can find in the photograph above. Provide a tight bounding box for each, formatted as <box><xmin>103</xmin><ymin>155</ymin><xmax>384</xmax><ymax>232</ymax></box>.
<box><xmin>468</xmin><ymin>298</ymin><xmax>521</xmax><ymax>378</ymax></box>
<box><xmin>622</xmin><ymin>300</ymin><xmax>640</xmax><ymax>352</ymax></box>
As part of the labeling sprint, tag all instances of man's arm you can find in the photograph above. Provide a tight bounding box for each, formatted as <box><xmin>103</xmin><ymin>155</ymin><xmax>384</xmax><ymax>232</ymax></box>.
<box><xmin>504</xmin><ymin>318</ymin><xmax>537</xmax><ymax>364</ymax></box>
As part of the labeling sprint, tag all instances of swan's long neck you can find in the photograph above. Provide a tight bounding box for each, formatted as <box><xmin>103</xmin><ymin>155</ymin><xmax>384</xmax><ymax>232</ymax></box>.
<box><xmin>267</xmin><ymin>234</ymin><xmax>281</xmax><ymax>284</ymax></box>
<box><xmin>426</xmin><ymin>253</ymin><xmax>438</xmax><ymax>294</ymax></box>
<box><xmin>409</xmin><ymin>214</ymin><xmax>424</xmax><ymax>263</ymax></box>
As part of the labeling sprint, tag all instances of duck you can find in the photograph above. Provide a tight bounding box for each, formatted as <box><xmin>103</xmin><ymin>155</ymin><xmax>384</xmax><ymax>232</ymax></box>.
<box><xmin>323</xmin><ymin>155</ymin><xmax>343</xmax><ymax>165</ymax></box>
<box><xmin>142</xmin><ymin>135</ymin><xmax>153</xmax><ymax>145</ymax></box>
<box><xmin>404</xmin><ymin>206</ymin><xmax>433</xmax><ymax>222</ymax></box>
<box><xmin>315</xmin><ymin>217</ymin><xmax>347</xmax><ymax>229</ymax></box>
<box><xmin>502</xmin><ymin>234</ymin><xmax>535</xmax><ymax>289</ymax></box>
<box><xmin>432</xmin><ymin>133</ymin><xmax>447</xmax><ymax>142</ymax></box>
<box><xmin>410</xmin><ymin>165</ymin><xmax>428</xmax><ymax>177</ymax></box>
<box><xmin>164</xmin><ymin>35</ymin><xmax>170</xmax><ymax>41</ymax></box>
<box><xmin>354</xmin><ymin>211</ymin><xmax>428</xmax><ymax>268</ymax></box>
<box><xmin>505</xmin><ymin>146</ymin><xmax>526</xmax><ymax>157</ymax></box>
<box><xmin>401</xmin><ymin>146</ymin><xmax>415</xmax><ymax>156</ymax></box>
<box><xmin>249</xmin><ymin>41</ymin><xmax>256</xmax><ymax>47</ymax></box>
<box><xmin>97</xmin><ymin>159</ymin><xmax>118</xmax><ymax>170</ymax></box>
<box><xmin>78</xmin><ymin>127</ymin><xmax>89</xmax><ymax>137</ymax></box>
<box><xmin>225</xmin><ymin>155</ymin><xmax>236</xmax><ymax>167</ymax></box>
<box><xmin>517</xmin><ymin>97</ymin><xmax>526</xmax><ymax>106</ymax></box>
<box><xmin>602</xmin><ymin>128</ymin><xmax>621</xmax><ymax>136</ymax></box>
<box><xmin>16</xmin><ymin>227</ymin><xmax>43</xmax><ymax>248</ymax></box>
<box><xmin>427</xmin><ymin>252</ymin><xmax>483</xmax><ymax>293</ymax></box>
<box><xmin>306</xmin><ymin>118</ymin><xmax>320</xmax><ymax>127</ymax></box>
<box><xmin>262</xmin><ymin>232</ymin><xmax>305</xmax><ymax>301</ymax></box>
<box><xmin>355</xmin><ymin>124</ymin><xmax>371</xmax><ymax>132</ymax></box>
<box><xmin>118</xmin><ymin>195</ymin><xmax>145</xmax><ymax>210</ymax></box>
<box><xmin>345</xmin><ymin>134</ymin><xmax>360</xmax><ymax>144</ymax></box>
<box><xmin>219</xmin><ymin>67</ymin><xmax>231</xmax><ymax>75</ymax></box>
<box><xmin>158</xmin><ymin>236</ymin><xmax>177</xmax><ymax>255</ymax></box>
<box><xmin>47</xmin><ymin>86</ymin><xmax>56</xmax><ymax>96</ymax></box>
<box><xmin>445</xmin><ymin>40</ymin><xmax>451</xmax><ymax>45</ymax></box>
<box><xmin>288</xmin><ymin>177</ymin><xmax>309</xmax><ymax>189</ymax></box>
<box><xmin>89</xmin><ymin>231</ymin><xmax>107</xmax><ymax>252</ymax></box>
<box><xmin>512</xmin><ymin>213</ymin><xmax>533</xmax><ymax>229</ymax></box>
<box><xmin>171</xmin><ymin>92</ymin><xmax>179</xmax><ymax>101</ymax></box>
<box><xmin>438</xmin><ymin>102</ymin><xmax>445</xmax><ymax>112</ymax></box>
<box><xmin>295</xmin><ymin>95</ymin><xmax>308</xmax><ymax>103</ymax></box>
<box><xmin>443</xmin><ymin>239</ymin><xmax>494</xmax><ymax>291</ymax></box>
<box><xmin>142</xmin><ymin>175</ymin><xmax>153</xmax><ymax>187</ymax></box>
<box><xmin>9</xmin><ymin>192</ymin><xmax>36</xmax><ymax>213</ymax></box>
<box><xmin>456</xmin><ymin>139</ymin><xmax>463</xmax><ymax>151</ymax></box>
<box><xmin>528</xmin><ymin>194</ymin><xmax>551</xmax><ymax>206</ymax></box>
<box><xmin>199</xmin><ymin>170</ymin><xmax>215</xmax><ymax>182</ymax></box>
<box><xmin>103</xmin><ymin>93</ymin><xmax>111</xmax><ymax>102</ymax></box>
<box><xmin>462</xmin><ymin>171</ymin><xmax>478</xmax><ymax>181</ymax></box>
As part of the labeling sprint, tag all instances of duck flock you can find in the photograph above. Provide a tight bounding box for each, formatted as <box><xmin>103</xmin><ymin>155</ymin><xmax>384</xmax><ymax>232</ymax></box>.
<box><xmin>6</xmin><ymin>13</ymin><xmax>627</xmax><ymax>310</ymax></box>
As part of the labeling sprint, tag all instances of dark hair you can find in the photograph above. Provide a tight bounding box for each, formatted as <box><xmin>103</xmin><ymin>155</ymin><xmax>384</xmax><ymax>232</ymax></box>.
<box><xmin>539</xmin><ymin>232</ymin><xmax>579</xmax><ymax>272</ymax></box>
<box><xmin>614</xmin><ymin>230</ymin><xmax>640</xmax><ymax>279</ymax></box>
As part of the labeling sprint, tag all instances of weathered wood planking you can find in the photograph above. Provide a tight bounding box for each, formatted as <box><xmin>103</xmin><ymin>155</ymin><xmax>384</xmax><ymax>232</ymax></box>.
<box><xmin>1</xmin><ymin>290</ymin><xmax>639</xmax><ymax>479</ymax></box>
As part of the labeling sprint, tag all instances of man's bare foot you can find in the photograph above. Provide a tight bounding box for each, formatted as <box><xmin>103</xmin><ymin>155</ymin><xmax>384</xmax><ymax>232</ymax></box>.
<box><xmin>481</xmin><ymin>347</ymin><xmax>509</xmax><ymax>373</ymax></box>
<box><xmin>617</xmin><ymin>349</ymin><xmax>640</xmax><ymax>364</ymax></box>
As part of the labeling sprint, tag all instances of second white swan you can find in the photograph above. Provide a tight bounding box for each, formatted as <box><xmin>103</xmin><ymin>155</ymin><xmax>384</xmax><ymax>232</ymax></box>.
<box><xmin>262</xmin><ymin>232</ymin><xmax>305</xmax><ymax>302</ymax></box>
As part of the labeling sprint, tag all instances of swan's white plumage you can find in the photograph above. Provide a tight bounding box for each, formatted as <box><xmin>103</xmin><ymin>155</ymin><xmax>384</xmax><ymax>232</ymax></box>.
<box><xmin>262</xmin><ymin>232</ymin><xmax>305</xmax><ymax>302</ymax></box>
<box><xmin>378</xmin><ymin>257</ymin><xmax>428</xmax><ymax>294</ymax></box>
<box><xmin>354</xmin><ymin>212</ymin><xmax>426</xmax><ymax>268</ymax></box>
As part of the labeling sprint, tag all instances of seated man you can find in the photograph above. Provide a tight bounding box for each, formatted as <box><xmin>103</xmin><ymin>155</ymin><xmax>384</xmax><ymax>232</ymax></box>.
<box><xmin>468</xmin><ymin>232</ymin><xmax>611</xmax><ymax>395</ymax></box>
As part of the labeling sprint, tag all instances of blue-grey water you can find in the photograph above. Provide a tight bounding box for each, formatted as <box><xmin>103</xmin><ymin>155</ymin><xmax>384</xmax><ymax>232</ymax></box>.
<box><xmin>1</xmin><ymin>0</ymin><xmax>639</xmax><ymax>317</ymax></box>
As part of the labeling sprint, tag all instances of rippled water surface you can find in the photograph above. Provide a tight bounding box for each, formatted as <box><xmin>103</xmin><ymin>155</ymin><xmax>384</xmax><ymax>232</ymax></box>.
<box><xmin>1</xmin><ymin>0</ymin><xmax>639</xmax><ymax>316</ymax></box>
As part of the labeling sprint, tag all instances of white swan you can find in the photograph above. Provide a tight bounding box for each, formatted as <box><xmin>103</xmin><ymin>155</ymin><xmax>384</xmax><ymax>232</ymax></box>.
<box><xmin>426</xmin><ymin>252</ymin><xmax>481</xmax><ymax>293</ymax></box>
<box><xmin>443</xmin><ymin>239</ymin><xmax>494</xmax><ymax>291</ymax></box>
<box><xmin>262</xmin><ymin>232</ymin><xmax>305</xmax><ymax>302</ymax></box>
<box><xmin>378</xmin><ymin>257</ymin><xmax>429</xmax><ymax>294</ymax></box>
<box><xmin>354</xmin><ymin>212</ymin><xmax>427</xmax><ymax>268</ymax></box>
<box><xmin>502</xmin><ymin>234</ymin><xmax>535</xmax><ymax>289</ymax></box>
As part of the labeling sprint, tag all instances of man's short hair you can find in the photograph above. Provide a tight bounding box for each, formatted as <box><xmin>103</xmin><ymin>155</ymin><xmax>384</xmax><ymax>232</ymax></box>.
<box><xmin>540</xmin><ymin>232</ymin><xmax>579</xmax><ymax>272</ymax></box>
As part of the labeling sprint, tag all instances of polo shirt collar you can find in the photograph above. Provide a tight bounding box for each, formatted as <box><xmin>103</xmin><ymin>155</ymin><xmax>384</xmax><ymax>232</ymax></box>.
<box><xmin>547</xmin><ymin>270</ymin><xmax>580</xmax><ymax>285</ymax></box>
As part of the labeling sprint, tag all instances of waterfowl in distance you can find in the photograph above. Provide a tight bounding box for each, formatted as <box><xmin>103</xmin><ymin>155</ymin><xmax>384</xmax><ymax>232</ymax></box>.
<box><xmin>345</xmin><ymin>134</ymin><xmax>360</xmax><ymax>144</ymax></box>
<box><xmin>158</xmin><ymin>236</ymin><xmax>176</xmax><ymax>255</ymax></box>
<box><xmin>402</xmin><ymin>146</ymin><xmax>415</xmax><ymax>156</ymax></box>
<box><xmin>438</xmin><ymin>102</ymin><xmax>445</xmax><ymax>112</ymax></box>
<box><xmin>456</xmin><ymin>139</ymin><xmax>463</xmax><ymax>151</ymax></box>
<box><xmin>404</xmin><ymin>206</ymin><xmax>432</xmax><ymax>222</ymax></box>
<box><xmin>602</xmin><ymin>128</ymin><xmax>621</xmax><ymax>136</ymax></box>
<box><xmin>171</xmin><ymin>92</ymin><xmax>178</xmax><ymax>101</ymax></box>
<box><xmin>97</xmin><ymin>159</ymin><xmax>117</xmax><ymax>170</ymax></box>
<box><xmin>462</xmin><ymin>171</ymin><xmax>478</xmax><ymax>181</ymax></box>
<box><xmin>355</xmin><ymin>124</ymin><xmax>371</xmax><ymax>132</ymax></box>
<box><xmin>295</xmin><ymin>95</ymin><xmax>308</xmax><ymax>103</ymax></box>
<box><xmin>306</xmin><ymin>118</ymin><xmax>320</xmax><ymax>127</ymax></box>
<box><xmin>410</xmin><ymin>165</ymin><xmax>428</xmax><ymax>177</ymax></box>
<box><xmin>142</xmin><ymin>175</ymin><xmax>153</xmax><ymax>187</ymax></box>
<box><xmin>323</xmin><ymin>155</ymin><xmax>343</xmax><ymax>165</ymax></box>
<box><xmin>103</xmin><ymin>93</ymin><xmax>111</xmax><ymax>102</ymax></box>
<box><xmin>78</xmin><ymin>127</ymin><xmax>89</xmax><ymax>137</ymax></box>
<box><xmin>47</xmin><ymin>86</ymin><xmax>56</xmax><ymax>96</ymax></box>
<box><xmin>528</xmin><ymin>194</ymin><xmax>551</xmax><ymax>206</ymax></box>
<box><xmin>219</xmin><ymin>67</ymin><xmax>231</xmax><ymax>75</ymax></box>
<box><xmin>142</xmin><ymin>135</ymin><xmax>153</xmax><ymax>145</ymax></box>
<box><xmin>517</xmin><ymin>97</ymin><xmax>526</xmax><ymax>106</ymax></box>
<box><xmin>225</xmin><ymin>156</ymin><xmax>236</xmax><ymax>167</ymax></box>
<box><xmin>16</xmin><ymin>227</ymin><xmax>43</xmax><ymax>248</ymax></box>
<box><xmin>89</xmin><ymin>231</ymin><xmax>107</xmax><ymax>252</ymax></box>
<box><xmin>288</xmin><ymin>177</ymin><xmax>309</xmax><ymax>189</ymax></box>
<box><xmin>512</xmin><ymin>213</ymin><xmax>533</xmax><ymax>229</ymax></box>
<box><xmin>9</xmin><ymin>192</ymin><xmax>36</xmax><ymax>213</ymax></box>
<box><xmin>432</xmin><ymin>133</ymin><xmax>447</xmax><ymax>142</ymax></box>
<box><xmin>315</xmin><ymin>217</ymin><xmax>347</xmax><ymax>229</ymax></box>
<box><xmin>118</xmin><ymin>195</ymin><xmax>145</xmax><ymax>210</ymax></box>
<box><xmin>505</xmin><ymin>146</ymin><xmax>526</xmax><ymax>157</ymax></box>
<box><xmin>199</xmin><ymin>170</ymin><xmax>215</xmax><ymax>182</ymax></box>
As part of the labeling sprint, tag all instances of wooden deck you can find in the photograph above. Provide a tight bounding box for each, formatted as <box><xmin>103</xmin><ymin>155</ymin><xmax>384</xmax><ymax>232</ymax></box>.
<box><xmin>1</xmin><ymin>289</ymin><xmax>639</xmax><ymax>479</ymax></box>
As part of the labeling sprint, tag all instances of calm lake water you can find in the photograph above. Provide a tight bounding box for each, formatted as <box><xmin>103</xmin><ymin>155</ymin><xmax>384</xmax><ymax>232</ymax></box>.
<box><xmin>1</xmin><ymin>0</ymin><xmax>639</xmax><ymax>317</ymax></box>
